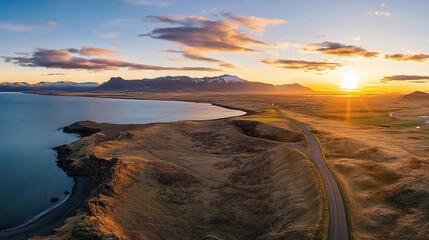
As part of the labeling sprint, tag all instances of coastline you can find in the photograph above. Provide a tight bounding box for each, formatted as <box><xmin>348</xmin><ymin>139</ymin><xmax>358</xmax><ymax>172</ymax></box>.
<box><xmin>30</xmin><ymin>91</ymin><xmax>257</xmax><ymax>116</ymax></box>
<box><xmin>0</xmin><ymin>177</ymin><xmax>95</xmax><ymax>239</ymax></box>
<box><xmin>0</xmin><ymin>92</ymin><xmax>249</xmax><ymax>239</ymax></box>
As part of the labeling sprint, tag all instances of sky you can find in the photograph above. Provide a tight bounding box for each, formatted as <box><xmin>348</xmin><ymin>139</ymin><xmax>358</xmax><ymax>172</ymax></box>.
<box><xmin>1</xmin><ymin>0</ymin><xmax>429</xmax><ymax>93</ymax></box>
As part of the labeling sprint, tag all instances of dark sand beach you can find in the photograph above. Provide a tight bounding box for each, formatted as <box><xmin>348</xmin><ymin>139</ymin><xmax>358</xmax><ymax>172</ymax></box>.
<box><xmin>0</xmin><ymin>177</ymin><xmax>94</xmax><ymax>239</ymax></box>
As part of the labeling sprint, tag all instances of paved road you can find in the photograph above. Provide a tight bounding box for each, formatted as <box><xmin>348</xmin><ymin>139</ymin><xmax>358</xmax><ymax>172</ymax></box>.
<box><xmin>276</xmin><ymin>108</ymin><xmax>350</xmax><ymax>240</ymax></box>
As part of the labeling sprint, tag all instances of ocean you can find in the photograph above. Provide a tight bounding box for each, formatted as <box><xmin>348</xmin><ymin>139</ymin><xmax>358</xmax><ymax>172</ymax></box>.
<box><xmin>0</xmin><ymin>92</ymin><xmax>244</xmax><ymax>230</ymax></box>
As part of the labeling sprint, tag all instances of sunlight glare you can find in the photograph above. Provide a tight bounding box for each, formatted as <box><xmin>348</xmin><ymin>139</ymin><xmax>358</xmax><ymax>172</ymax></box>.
<box><xmin>340</xmin><ymin>71</ymin><xmax>360</xmax><ymax>91</ymax></box>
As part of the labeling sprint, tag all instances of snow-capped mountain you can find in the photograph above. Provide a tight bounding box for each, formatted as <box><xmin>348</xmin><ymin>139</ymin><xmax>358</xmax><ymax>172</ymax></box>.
<box><xmin>35</xmin><ymin>81</ymin><xmax>100</xmax><ymax>88</ymax></box>
<box><xmin>1</xmin><ymin>75</ymin><xmax>315</xmax><ymax>94</ymax></box>
<box><xmin>142</xmin><ymin>74</ymin><xmax>247</xmax><ymax>83</ymax></box>
<box><xmin>96</xmin><ymin>74</ymin><xmax>314</xmax><ymax>94</ymax></box>
<box><xmin>97</xmin><ymin>74</ymin><xmax>271</xmax><ymax>92</ymax></box>
<box><xmin>0</xmin><ymin>81</ymin><xmax>100</xmax><ymax>91</ymax></box>
<box><xmin>200</xmin><ymin>74</ymin><xmax>247</xmax><ymax>83</ymax></box>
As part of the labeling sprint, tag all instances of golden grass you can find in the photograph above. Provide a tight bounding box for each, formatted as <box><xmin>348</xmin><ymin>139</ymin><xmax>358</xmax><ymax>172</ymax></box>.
<box><xmin>36</xmin><ymin>92</ymin><xmax>429</xmax><ymax>239</ymax></box>
<box><xmin>41</xmin><ymin>119</ymin><xmax>325</xmax><ymax>240</ymax></box>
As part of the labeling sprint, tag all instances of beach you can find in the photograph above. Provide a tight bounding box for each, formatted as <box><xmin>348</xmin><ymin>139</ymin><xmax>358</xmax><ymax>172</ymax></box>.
<box><xmin>0</xmin><ymin>177</ymin><xmax>94</xmax><ymax>239</ymax></box>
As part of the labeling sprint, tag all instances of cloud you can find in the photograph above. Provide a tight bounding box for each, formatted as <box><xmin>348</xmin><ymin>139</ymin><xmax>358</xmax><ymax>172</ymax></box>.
<box><xmin>143</xmin><ymin>15</ymin><xmax>268</xmax><ymax>52</ymax></box>
<box><xmin>67</xmin><ymin>46</ymin><xmax>120</xmax><ymax>56</ymax></box>
<box><xmin>162</xmin><ymin>49</ymin><xmax>237</xmax><ymax>68</ymax></box>
<box><xmin>0</xmin><ymin>22</ymin><xmax>31</xmax><ymax>32</ymax></box>
<box><xmin>143</xmin><ymin>14</ymin><xmax>281</xmax><ymax>68</ymax></box>
<box><xmin>374</xmin><ymin>11</ymin><xmax>391</xmax><ymax>17</ymax></box>
<box><xmin>303</xmin><ymin>41</ymin><xmax>379</xmax><ymax>58</ymax></box>
<box><xmin>46</xmin><ymin>21</ymin><xmax>58</xmax><ymax>25</ymax></box>
<box><xmin>385</xmin><ymin>53</ymin><xmax>429</xmax><ymax>62</ymax></box>
<box><xmin>125</xmin><ymin>0</ymin><xmax>167</xmax><ymax>6</ymax></box>
<box><xmin>14</xmin><ymin>51</ymin><xmax>29</xmax><ymax>56</ymax></box>
<box><xmin>42</xmin><ymin>73</ymin><xmax>68</xmax><ymax>76</ymax></box>
<box><xmin>3</xmin><ymin>47</ymin><xmax>220</xmax><ymax>72</ymax></box>
<box><xmin>0</xmin><ymin>21</ymin><xmax>59</xmax><ymax>33</ymax></box>
<box><xmin>381</xmin><ymin>75</ymin><xmax>429</xmax><ymax>83</ymax></box>
<box><xmin>222</xmin><ymin>13</ymin><xmax>286</xmax><ymax>32</ymax></box>
<box><xmin>315</xmin><ymin>34</ymin><xmax>327</xmax><ymax>38</ymax></box>
<box><xmin>182</xmin><ymin>50</ymin><xmax>237</xmax><ymax>68</ymax></box>
<box><xmin>261</xmin><ymin>59</ymin><xmax>342</xmax><ymax>72</ymax></box>
<box><xmin>350</xmin><ymin>36</ymin><xmax>361</xmax><ymax>41</ymax></box>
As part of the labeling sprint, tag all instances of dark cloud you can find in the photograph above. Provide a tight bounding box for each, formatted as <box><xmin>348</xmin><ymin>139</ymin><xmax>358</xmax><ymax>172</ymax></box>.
<box><xmin>142</xmin><ymin>15</ymin><xmax>268</xmax><ymax>52</ymax></box>
<box><xmin>381</xmin><ymin>75</ymin><xmax>429</xmax><ymax>83</ymax></box>
<box><xmin>304</xmin><ymin>41</ymin><xmax>379</xmax><ymax>58</ymax></box>
<box><xmin>385</xmin><ymin>53</ymin><xmax>429</xmax><ymax>62</ymax></box>
<box><xmin>161</xmin><ymin>49</ymin><xmax>237</xmax><ymax>68</ymax></box>
<box><xmin>261</xmin><ymin>59</ymin><xmax>342</xmax><ymax>72</ymax></box>
<box><xmin>143</xmin><ymin>15</ymin><xmax>278</xmax><ymax>68</ymax></box>
<box><xmin>3</xmin><ymin>47</ymin><xmax>220</xmax><ymax>72</ymax></box>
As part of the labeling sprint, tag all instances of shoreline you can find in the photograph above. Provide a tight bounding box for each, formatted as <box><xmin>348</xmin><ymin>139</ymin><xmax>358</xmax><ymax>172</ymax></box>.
<box><xmin>30</xmin><ymin>91</ymin><xmax>257</xmax><ymax>116</ymax></box>
<box><xmin>0</xmin><ymin>184</ymin><xmax>73</xmax><ymax>233</ymax></box>
<box><xmin>0</xmin><ymin>177</ymin><xmax>95</xmax><ymax>239</ymax></box>
<box><xmin>0</xmin><ymin>93</ymin><xmax>248</xmax><ymax>239</ymax></box>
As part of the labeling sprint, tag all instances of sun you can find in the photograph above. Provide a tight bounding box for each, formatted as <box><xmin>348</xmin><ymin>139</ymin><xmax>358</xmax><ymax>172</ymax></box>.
<box><xmin>339</xmin><ymin>71</ymin><xmax>360</xmax><ymax>91</ymax></box>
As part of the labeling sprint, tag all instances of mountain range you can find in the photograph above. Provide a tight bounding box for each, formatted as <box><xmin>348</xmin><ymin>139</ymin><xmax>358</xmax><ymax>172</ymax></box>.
<box><xmin>0</xmin><ymin>81</ymin><xmax>100</xmax><ymax>91</ymax></box>
<box><xmin>0</xmin><ymin>74</ymin><xmax>315</xmax><ymax>94</ymax></box>
<box><xmin>95</xmin><ymin>74</ymin><xmax>315</xmax><ymax>94</ymax></box>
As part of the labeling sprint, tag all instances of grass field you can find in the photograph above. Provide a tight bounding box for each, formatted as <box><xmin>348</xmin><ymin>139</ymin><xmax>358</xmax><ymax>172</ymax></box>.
<box><xmin>35</xmin><ymin>92</ymin><xmax>429</xmax><ymax>240</ymax></box>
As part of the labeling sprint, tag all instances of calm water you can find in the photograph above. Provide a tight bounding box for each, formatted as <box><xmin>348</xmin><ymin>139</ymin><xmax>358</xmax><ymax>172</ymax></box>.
<box><xmin>0</xmin><ymin>93</ymin><xmax>244</xmax><ymax>230</ymax></box>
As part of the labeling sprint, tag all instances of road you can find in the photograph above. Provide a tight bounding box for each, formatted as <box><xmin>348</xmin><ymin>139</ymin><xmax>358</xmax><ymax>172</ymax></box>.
<box><xmin>276</xmin><ymin>108</ymin><xmax>350</xmax><ymax>240</ymax></box>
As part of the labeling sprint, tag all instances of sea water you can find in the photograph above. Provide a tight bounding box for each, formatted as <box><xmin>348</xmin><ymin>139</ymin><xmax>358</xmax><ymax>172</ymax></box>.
<box><xmin>0</xmin><ymin>92</ymin><xmax>244</xmax><ymax>230</ymax></box>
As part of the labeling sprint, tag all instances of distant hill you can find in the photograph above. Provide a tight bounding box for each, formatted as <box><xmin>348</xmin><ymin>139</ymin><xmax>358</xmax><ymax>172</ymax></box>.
<box><xmin>96</xmin><ymin>74</ymin><xmax>315</xmax><ymax>94</ymax></box>
<box><xmin>1</xmin><ymin>75</ymin><xmax>316</xmax><ymax>94</ymax></box>
<box><xmin>0</xmin><ymin>81</ymin><xmax>100</xmax><ymax>92</ymax></box>
<box><xmin>401</xmin><ymin>91</ymin><xmax>429</xmax><ymax>101</ymax></box>
<box><xmin>276</xmin><ymin>83</ymin><xmax>315</xmax><ymax>94</ymax></box>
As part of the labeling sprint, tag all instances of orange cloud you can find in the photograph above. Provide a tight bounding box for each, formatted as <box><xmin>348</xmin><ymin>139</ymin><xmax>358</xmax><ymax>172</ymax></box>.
<box><xmin>261</xmin><ymin>59</ymin><xmax>342</xmax><ymax>72</ymax></box>
<box><xmin>143</xmin><ymin>15</ymin><xmax>268</xmax><ymax>52</ymax></box>
<box><xmin>3</xmin><ymin>47</ymin><xmax>220</xmax><ymax>72</ymax></box>
<box><xmin>162</xmin><ymin>49</ymin><xmax>237</xmax><ymax>68</ymax></box>
<box><xmin>304</xmin><ymin>41</ymin><xmax>379</xmax><ymax>58</ymax></box>
<box><xmin>143</xmin><ymin>15</ymin><xmax>278</xmax><ymax>68</ymax></box>
<box><xmin>385</xmin><ymin>53</ymin><xmax>429</xmax><ymax>62</ymax></box>
<box><xmin>222</xmin><ymin>13</ymin><xmax>286</xmax><ymax>32</ymax></box>
<box><xmin>381</xmin><ymin>75</ymin><xmax>429</xmax><ymax>83</ymax></box>
<box><xmin>69</xmin><ymin>46</ymin><xmax>120</xmax><ymax>56</ymax></box>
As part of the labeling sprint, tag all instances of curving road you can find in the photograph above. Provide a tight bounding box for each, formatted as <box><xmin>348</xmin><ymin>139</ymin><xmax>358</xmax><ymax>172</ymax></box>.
<box><xmin>276</xmin><ymin>108</ymin><xmax>350</xmax><ymax>240</ymax></box>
